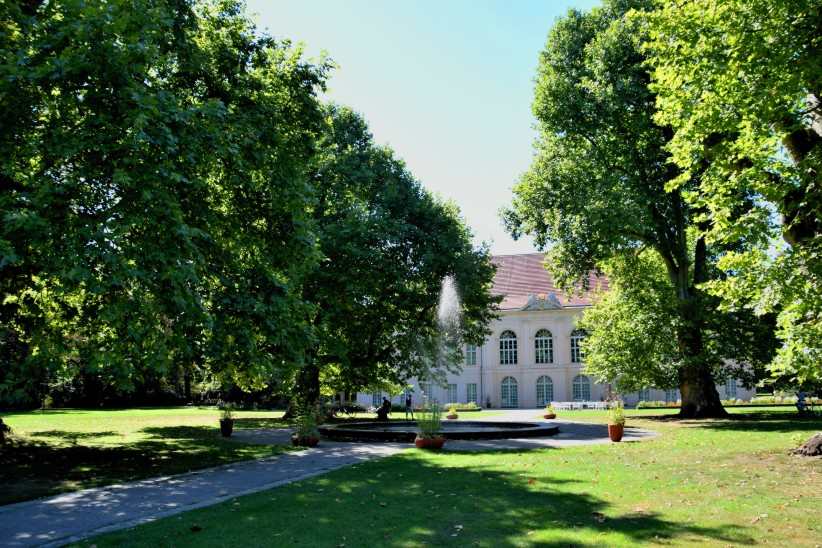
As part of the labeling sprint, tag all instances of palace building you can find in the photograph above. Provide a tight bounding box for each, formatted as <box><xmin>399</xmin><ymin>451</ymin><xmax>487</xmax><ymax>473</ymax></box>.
<box><xmin>357</xmin><ymin>253</ymin><xmax>752</xmax><ymax>409</ymax></box>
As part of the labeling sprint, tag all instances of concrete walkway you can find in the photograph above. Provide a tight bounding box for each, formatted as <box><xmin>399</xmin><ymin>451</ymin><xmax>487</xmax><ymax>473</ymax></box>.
<box><xmin>0</xmin><ymin>414</ymin><xmax>657</xmax><ymax>547</ymax></box>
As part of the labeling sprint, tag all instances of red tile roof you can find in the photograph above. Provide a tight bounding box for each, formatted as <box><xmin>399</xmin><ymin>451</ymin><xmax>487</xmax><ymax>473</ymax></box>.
<box><xmin>491</xmin><ymin>253</ymin><xmax>608</xmax><ymax>310</ymax></box>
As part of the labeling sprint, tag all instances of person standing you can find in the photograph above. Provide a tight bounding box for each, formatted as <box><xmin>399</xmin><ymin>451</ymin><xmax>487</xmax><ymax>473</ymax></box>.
<box><xmin>405</xmin><ymin>391</ymin><xmax>415</xmax><ymax>420</ymax></box>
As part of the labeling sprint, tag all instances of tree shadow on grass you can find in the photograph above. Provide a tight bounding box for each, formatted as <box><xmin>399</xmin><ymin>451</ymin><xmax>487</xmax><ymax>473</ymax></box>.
<box><xmin>90</xmin><ymin>450</ymin><xmax>756</xmax><ymax>547</ymax></box>
<box><xmin>637</xmin><ymin>410</ymin><xmax>822</xmax><ymax>433</ymax></box>
<box><xmin>0</xmin><ymin>425</ymin><xmax>286</xmax><ymax>506</ymax></box>
<box><xmin>29</xmin><ymin>430</ymin><xmax>120</xmax><ymax>443</ymax></box>
<box><xmin>230</xmin><ymin>417</ymin><xmax>292</xmax><ymax>429</ymax></box>
<box><xmin>309</xmin><ymin>453</ymin><xmax>754</xmax><ymax>547</ymax></box>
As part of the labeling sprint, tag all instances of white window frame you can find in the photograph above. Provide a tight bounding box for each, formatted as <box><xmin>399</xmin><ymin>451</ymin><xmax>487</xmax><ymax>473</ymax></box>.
<box><xmin>724</xmin><ymin>377</ymin><xmax>737</xmax><ymax>398</ymax></box>
<box><xmin>665</xmin><ymin>388</ymin><xmax>679</xmax><ymax>402</ymax></box>
<box><xmin>499</xmin><ymin>330</ymin><xmax>518</xmax><ymax>365</ymax></box>
<box><xmin>501</xmin><ymin>376</ymin><xmax>518</xmax><ymax>408</ymax></box>
<box><xmin>570</xmin><ymin>329</ymin><xmax>586</xmax><ymax>363</ymax></box>
<box><xmin>465</xmin><ymin>344</ymin><xmax>477</xmax><ymax>366</ymax></box>
<box><xmin>534</xmin><ymin>329</ymin><xmax>554</xmax><ymax>364</ymax></box>
<box><xmin>572</xmin><ymin>375</ymin><xmax>590</xmax><ymax>401</ymax></box>
<box><xmin>447</xmin><ymin>383</ymin><xmax>458</xmax><ymax>404</ymax></box>
<box><xmin>466</xmin><ymin>383</ymin><xmax>477</xmax><ymax>404</ymax></box>
<box><xmin>419</xmin><ymin>382</ymin><xmax>432</xmax><ymax>402</ymax></box>
<box><xmin>372</xmin><ymin>392</ymin><xmax>382</xmax><ymax>407</ymax></box>
<box><xmin>536</xmin><ymin>375</ymin><xmax>554</xmax><ymax>406</ymax></box>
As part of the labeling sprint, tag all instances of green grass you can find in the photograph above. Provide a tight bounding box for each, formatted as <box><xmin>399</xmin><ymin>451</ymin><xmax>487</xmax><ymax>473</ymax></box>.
<box><xmin>76</xmin><ymin>407</ymin><xmax>822</xmax><ymax>547</ymax></box>
<box><xmin>0</xmin><ymin>407</ymin><xmax>291</xmax><ymax>505</ymax></box>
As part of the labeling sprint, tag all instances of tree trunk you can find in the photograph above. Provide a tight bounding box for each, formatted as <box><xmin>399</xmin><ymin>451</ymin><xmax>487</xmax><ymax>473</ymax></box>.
<box><xmin>672</xmin><ymin>249</ymin><xmax>728</xmax><ymax>419</ymax></box>
<box><xmin>678</xmin><ymin>361</ymin><xmax>727</xmax><ymax>418</ymax></box>
<box><xmin>295</xmin><ymin>362</ymin><xmax>320</xmax><ymax>408</ymax></box>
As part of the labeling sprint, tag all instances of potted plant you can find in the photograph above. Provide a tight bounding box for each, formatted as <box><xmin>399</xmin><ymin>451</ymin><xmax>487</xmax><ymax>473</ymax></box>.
<box><xmin>219</xmin><ymin>403</ymin><xmax>235</xmax><ymax>438</ymax></box>
<box><xmin>607</xmin><ymin>402</ymin><xmax>625</xmax><ymax>442</ymax></box>
<box><xmin>292</xmin><ymin>411</ymin><xmax>321</xmax><ymax>447</ymax></box>
<box><xmin>446</xmin><ymin>404</ymin><xmax>459</xmax><ymax>420</ymax></box>
<box><xmin>543</xmin><ymin>404</ymin><xmax>556</xmax><ymax>420</ymax></box>
<box><xmin>415</xmin><ymin>402</ymin><xmax>445</xmax><ymax>449</ymax></box>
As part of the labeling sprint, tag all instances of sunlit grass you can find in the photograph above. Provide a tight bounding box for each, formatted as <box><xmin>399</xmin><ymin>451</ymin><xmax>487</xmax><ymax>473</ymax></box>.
<box><xmin>76</xmin><ymin>408</ymin><xmax>822</xmax><ymax>547</ymax></box>
<box><xmin>0</xmin><ymin>407</ymin><xmax>291</xmax><ymax>505</ymax></box>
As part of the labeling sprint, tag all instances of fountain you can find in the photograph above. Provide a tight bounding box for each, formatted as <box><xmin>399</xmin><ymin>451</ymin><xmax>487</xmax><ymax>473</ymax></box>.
<box><xmin>320</xmin><ymin>274</ymin><xmax>559</xmax><ymax>443</ymax></box>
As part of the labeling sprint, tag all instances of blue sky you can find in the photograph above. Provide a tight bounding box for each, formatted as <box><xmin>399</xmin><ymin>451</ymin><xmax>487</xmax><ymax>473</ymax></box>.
<box><xmin>247</xmin><ymin>0</ymin><xmax>601</xmax><ymax>255</ymax></box>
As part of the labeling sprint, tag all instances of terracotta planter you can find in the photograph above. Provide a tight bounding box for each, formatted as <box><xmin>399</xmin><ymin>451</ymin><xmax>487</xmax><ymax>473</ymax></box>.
<box><xmin>543</xmin><ymin>413</ymin><xmax>556</xmax><ymax>420</ymax></box>
<box><xmin>291</xmin><ymin>435</ymin><xmax>320</xmax><ymax>447</ymax></box>
<box><xmin>219</xmin><ymin>418</ymin><xmax>234</xmax><ymax>438</ymax></box>
<box><xmin>446</xmin><ymin>414</ymin><xmax>459</xmax><ymax>420</ymax></box>
<box><xmin>608</xmin><ymin>423</ymin><xmax>624</xmax><ymax>442</ymax></box>
<box><xmin>415</xmin><ymin>436</ymin><xmax>445</xmax><ymax>450</ymax></box>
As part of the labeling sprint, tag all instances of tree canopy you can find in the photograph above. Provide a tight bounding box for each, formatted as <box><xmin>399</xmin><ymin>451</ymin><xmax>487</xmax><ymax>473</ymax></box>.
<box><xmin>295</xmin><ymin>105</ymin><xmax>499</xmax><ymax>406</ymax></box>
<box><xmin>504</xmin><ymin>0</ymin><xmax>774</xmax><ymax>417</ymax></box>
<box><xmin>0</xmin><ymin>0</ymin><xmax>329</xmax><ymax>404</ymax></box>
<box><xmin>641</xmin><ymin>0</ymin><xmax>822</xmax><ymax>385</ymax></box>
<box><xmin>0</xmin><ymin>1</ymin><xmax>497</xmax><ymax>408</ymax></box>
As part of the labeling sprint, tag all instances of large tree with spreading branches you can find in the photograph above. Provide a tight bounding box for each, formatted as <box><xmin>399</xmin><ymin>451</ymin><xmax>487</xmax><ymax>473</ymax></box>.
<box><xmin>504</xmin><ymin>0</ymin><xmax>774</xmax><ymax>417</ymax></box>
<box><xmin>293</xmin><ymin>105</ymin><xmax>499</xmax><ymax>408</ymax></box>
<box><xmin>0</xmin><ymin>0</ymin><xmax>329</xmax><ymax>405</ymax></box>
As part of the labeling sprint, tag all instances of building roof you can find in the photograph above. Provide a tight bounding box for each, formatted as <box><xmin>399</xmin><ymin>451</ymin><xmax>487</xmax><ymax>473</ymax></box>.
<box><xmin>491</xmin><ymin>253</ymin><xmax>608</xmax><ymax>310</ymax></box>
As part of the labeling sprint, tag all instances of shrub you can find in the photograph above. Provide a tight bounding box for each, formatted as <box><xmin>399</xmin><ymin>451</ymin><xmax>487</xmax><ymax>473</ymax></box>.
<box><xmin>608</xmin><ymin>402</ymin><xmax>626</xmax><ymax>425</ymax></box>
<box><xmin>417</xmin><ymin>402</ymin><xmax>443</xmax><ymax>439</ymax></box>
<box><xmin>295</xmin><ymin>411</ymin><xmax>320</xmax><ymax>438</ymax></box>
<box><xmin>442</xmin><ymin>402</ymin><xmax>481</xmax><ymax>411</ymax></box>
<box><xmin>544</xmin><ymin>404</ymin><xmax>555</xmax><ymax>414</ymax></box>
<box><xmin>0</xmin><ymin>418</ymin><xmax>10</xmax><ymax>443</ymax></box>
<box><xmin>219</xmin><ymin>402</ymin><xmax>234</xmax><ymax>421</ymax></box>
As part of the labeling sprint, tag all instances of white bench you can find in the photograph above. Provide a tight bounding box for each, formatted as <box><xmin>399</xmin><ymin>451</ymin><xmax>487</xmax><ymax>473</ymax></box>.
<box><xmin>551</xmin><ymin>401</ymin><xmax>609</xmax><ymax>410</ymax></box>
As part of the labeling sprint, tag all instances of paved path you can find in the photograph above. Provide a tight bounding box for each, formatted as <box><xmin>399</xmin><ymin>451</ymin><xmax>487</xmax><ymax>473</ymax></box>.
<box><xmin>0</xmin><ymin>413</ymin><xmax>656</xmax><ymax>547</ymax></box>
<box><xmin>0</xmin><ymin>440</ymin><xmax>405</xmax><ymax>547</ymax></box>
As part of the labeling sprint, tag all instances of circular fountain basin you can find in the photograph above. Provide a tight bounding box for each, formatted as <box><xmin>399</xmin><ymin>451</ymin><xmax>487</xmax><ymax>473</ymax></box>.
<box><xmin>319</xmin><ymin>420</ymin><xmax>559</xmax><ymax>442</ymax></box>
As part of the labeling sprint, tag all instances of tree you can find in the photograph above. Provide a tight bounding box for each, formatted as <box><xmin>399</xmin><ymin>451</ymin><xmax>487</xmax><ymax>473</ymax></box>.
<box><xmin>641</xmin><ymin>0</ymin><xmax>822</xmax><ymax>385</ymax></box>
<box><xmin>504</xmin><ymin>0</ymin><xmax>770</xmax><ymax>417</ymax></box>
<box><xmin>577</xmin><ymin>251</ymin><xmax>774</xmax><ymax>396</ymax></box>
<box><xmin>0</xmin><ymin>0</ymin><xmax>329</xmax><ymax>405</ymax></box>
<box><xmin>292</xmin><ymin>105</ymin><xmax>499</xmax><ymax>407</ymax></box>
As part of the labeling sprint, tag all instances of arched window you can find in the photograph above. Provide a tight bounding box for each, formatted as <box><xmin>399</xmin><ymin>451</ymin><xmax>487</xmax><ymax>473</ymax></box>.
<box><xmin>534</xmin><ymin>329</ymin><xmax>553</xmax><ymax>364</ymax></box>
<box><xmin>572</xmin><ymin>375</ymin><xmax>591</xmax><ymax>401</ymax></box>
<box><xmin>499</xmin><ymin>330</ymin><xmax>518</xmax><ymax>365</ymax></box>
<box><xmin>724</xmin><ymin>377</ymin><xmax>737</xmax><ymax>398</ymax></box>
<box><xmin>638</xmin><ymin>388</ymin><xmax>652</xmax><ymax>401</ymax></box>
<box><xmin>536</xmin><ymin>375</ymin><xmax>554</xmax><ymax>406</ymax></box>
<box><xmin>501</xmin><ymin>376</ymin><xmax>518</xmax><ymax>408</ymax></box>
<box><xmin>665</xmin><ymin>388</ymin><xmax>680</xmax><ymax>403</ymax></box>
<box><xmin>372</xmin><ymin>392</ymin><xmax>382</xmax><ymax>407</ymax></box>
<box><xmin>570</xmin><ymin>329</ymin><xmax>586</xmax><ymax>363</ymax></box>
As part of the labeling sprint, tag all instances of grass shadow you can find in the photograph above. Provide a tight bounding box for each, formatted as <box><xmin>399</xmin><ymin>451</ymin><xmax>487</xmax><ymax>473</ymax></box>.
<box><xmin>29</xmin><ymin>430</ymin><xmax>120</xmax><ymax>442</ymax></box>
<box><xmin>0</xmin><ymin>425</ymin><xmax>288</xmax><ymax>506</ymax></box>
<box><xmin>638</xmin><ymin>409</ymin><xmax>822</xmax><ymax>433</ymax></box>
<box><xmin>80</xmin><ymin>449</ymin><xmax>757</xmax><ymax>547</ymax></box>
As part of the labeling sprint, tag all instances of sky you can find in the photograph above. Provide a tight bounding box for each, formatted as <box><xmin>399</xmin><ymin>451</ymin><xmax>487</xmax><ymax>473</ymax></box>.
<box><xmin>247</xmin><ymin>0</ymin><xmax>601</xmax><ymax>255</ymax></box>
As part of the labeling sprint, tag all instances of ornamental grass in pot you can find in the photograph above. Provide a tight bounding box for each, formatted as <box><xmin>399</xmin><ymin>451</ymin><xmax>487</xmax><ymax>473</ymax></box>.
<box><xmin>446</xmin><ymin>405</ymin><xmax>459</xmax><ymax>420</ymax></box>
<box><xmin>543</xmin><ymin>404</ymin><xmax>556</xmax><ymax>420</ymax></box>
<box><xmin>219</xmin><ymin>403</ymin><xmax>235</xmax><ymax>437</ymax></box>
<box><xmin>607</xmin><ymin>402</ymin><xmax>625</xmax><ymax>442</ymax></box>
<box><xmin>415</xmin><ymin>402</ymin><xmax>445</xmax><ymax>449</ymax></box>
<box><xmin>292</xmin><ymin>411</ymin><xmax>321</xmax><ymax>447</ymax></box>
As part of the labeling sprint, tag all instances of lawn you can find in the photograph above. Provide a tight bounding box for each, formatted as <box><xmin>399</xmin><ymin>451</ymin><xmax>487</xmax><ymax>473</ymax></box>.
<box><xmin>0</xmin><ymin>407</ymin><xmax>291</xmax><ymax>505</ymax></box>
<box><xmin>74</xmin><ymin>408</ymin><xmax>822</xmax><ymax>547</ymax></box>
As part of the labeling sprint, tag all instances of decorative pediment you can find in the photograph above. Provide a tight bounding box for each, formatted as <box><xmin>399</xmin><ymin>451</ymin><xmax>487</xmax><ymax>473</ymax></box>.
<box><xmin>522</xmin><ymin>293</ymin><xmax>562</xmax><ymax>311</ymax></box>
